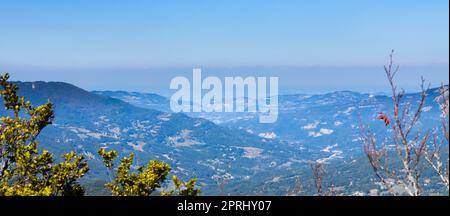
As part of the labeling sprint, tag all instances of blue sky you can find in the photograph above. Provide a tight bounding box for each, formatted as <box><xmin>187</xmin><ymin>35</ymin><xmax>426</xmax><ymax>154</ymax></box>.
<box><xmin>0</xmin><ymin>0</ymin><xmax>448</xmax><ymax>93</ymax></box>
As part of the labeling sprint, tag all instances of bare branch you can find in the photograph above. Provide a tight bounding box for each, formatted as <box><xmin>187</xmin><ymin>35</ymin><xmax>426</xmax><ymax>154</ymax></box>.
<box><xmin>359</xmin><ymin>51</ymin><xmax>447</xmax><ymax>196</ymax></box>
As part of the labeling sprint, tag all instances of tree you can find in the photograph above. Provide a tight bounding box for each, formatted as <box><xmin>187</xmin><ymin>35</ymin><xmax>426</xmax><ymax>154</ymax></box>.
<box><xmin>98</xmin><ymin>148</ymin><xmax>200</xmax><ymax>196</ymax></box>
<box><xmin>0</xmin><ymin>73</ymin><xmax>89</xmax><ymax>196</ymax></box>
<box><xmin>360</xmin><ymin>51</ymin><xmax>449</xmax><ymax>196</ymax></box>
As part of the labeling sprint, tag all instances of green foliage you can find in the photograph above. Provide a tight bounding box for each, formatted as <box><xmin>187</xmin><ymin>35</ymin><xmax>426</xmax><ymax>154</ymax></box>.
<box><xmin>0</xmin><ymin>73</ymin><xmax>89</xmax><ymax>196</ymax></box>
<box><xmin>161</xmin><ymin>176</ymin><xmax>201</xmax><ymax>196</ymax></box>
<box><xmin>98</xmin><ymin>149</ymin><xmax>200</xmax><ymax>196</ymax></box>
<box><xmin>98</xmin><ymin>148</ymin><xmax>118</xmax><ymax>169</ymax></box>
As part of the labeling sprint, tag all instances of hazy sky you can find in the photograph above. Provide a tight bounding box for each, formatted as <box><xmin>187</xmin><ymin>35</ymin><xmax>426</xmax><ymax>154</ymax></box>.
<box><xmin>0</xmin><ymin>0</ymin><xmax>448</xmax><ymax>93</ymax></box>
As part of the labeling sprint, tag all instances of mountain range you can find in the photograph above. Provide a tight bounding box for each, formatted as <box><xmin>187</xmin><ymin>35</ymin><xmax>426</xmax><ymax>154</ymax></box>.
<box><xmin>1</xmin><ymin>81</ymin><xmax>447</xmax><ymax>195</ymax></box>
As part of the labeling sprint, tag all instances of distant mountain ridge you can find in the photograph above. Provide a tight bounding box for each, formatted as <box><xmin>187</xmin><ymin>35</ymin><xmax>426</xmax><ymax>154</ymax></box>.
<box><xmin>93</xmin><ymin>90</ymin><xmax>170</xmax><ymax>113</ymax></box>
<box><xmin>93</xmin><ymin>87</ymin><xmax>446</xmax><ymax>174</ymax></box>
